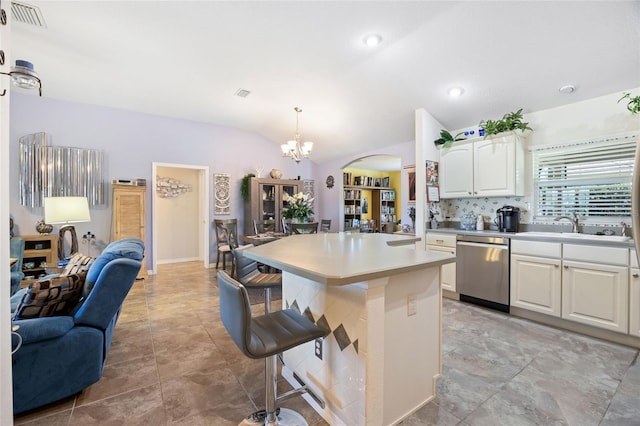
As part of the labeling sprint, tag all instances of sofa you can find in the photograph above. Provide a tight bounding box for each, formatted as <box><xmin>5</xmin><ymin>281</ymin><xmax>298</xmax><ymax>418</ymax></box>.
<box><xmin>10</xmin><ymin>237</ymin><xmax>25</xmax><ymax>296</ymax></box>
<box><xmin>11</xmin><ymin>238</ymin><xmax>144</xmax><ymax>414</ymax></box>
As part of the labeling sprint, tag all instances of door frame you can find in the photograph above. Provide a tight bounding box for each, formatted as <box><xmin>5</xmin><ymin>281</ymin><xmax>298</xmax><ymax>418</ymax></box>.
<box><xmin>152</xmin><ymin>162</ymin><xmax>210</xmax><ymax>273</ymax></box>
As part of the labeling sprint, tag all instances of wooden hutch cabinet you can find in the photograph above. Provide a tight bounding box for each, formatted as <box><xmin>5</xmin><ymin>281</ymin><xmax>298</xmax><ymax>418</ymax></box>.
<box><xmin>112</xmin><ymin>183</ymin><xmax>147</xmax><ymax>278</ymax></box>
<box><xmin>243</xmin><ymin>178</ymin><xmax>302</xmax><ymax>234</ymax></box>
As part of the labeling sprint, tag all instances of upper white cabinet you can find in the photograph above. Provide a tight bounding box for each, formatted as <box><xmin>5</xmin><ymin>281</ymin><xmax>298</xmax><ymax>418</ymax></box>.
<box><xmin>439</xmin><ymin>132</ymin><xmax>526</xmax><ymax>198</ymax></box>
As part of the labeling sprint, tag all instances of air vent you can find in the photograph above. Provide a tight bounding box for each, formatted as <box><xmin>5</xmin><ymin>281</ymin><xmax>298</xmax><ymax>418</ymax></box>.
<box><xmin>235</xmin><ymin>88</ymin><xmax>251</xmax><ymax>98</ymax></box>
<box><xmin>11</xmin><ymin>1</ymin><xmax>46</xmax><ymax>27</ymax></box>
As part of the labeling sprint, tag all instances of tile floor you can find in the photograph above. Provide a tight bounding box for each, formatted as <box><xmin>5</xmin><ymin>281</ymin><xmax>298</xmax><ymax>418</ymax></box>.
<box><xmin>13</xmin><ymin>261</ymin><xmax>640</xmax><ymax>425</ymax></box>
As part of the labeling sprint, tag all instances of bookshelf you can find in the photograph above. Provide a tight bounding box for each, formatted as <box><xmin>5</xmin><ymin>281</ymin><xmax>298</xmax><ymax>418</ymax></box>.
<box><xmin>373</xmin><ymin>190</ymin><xmax>397</xmax><ymax>233</ymax></box>
<box><xmin>343</xmin><ymin>172</ymin><xmax>391</xmax><ymax>189</ymax></box>
<box><xmin>20</xmin><ymin>235</ymin><xmax>59</xmax><ymax>285</ymax></box>
<box><xmin>343</xmin><ymin>187</ymin><xmax>362</xmax><ymax>230</ymax></box>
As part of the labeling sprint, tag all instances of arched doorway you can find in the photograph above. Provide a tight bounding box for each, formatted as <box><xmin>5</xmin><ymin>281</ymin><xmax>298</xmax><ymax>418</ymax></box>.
<box><xmin>341</xmin><ymin>155</ymin><xmax>401</xmax><ymax>232</ymax></box>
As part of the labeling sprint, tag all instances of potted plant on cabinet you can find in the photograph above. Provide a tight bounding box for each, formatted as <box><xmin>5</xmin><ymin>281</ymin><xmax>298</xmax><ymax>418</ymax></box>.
<box><xmin>433</xmin><ymin>129</ymin><xmax>466</xmax><ymax>148</ymax></box>
<box><xmin>240</xmin><ymin>173</ymin><xmax>255</xmax><ymax>202</ymax></box>
<box><xmin>618</xmin><ymin>92</ymin><xmax>640</xmax><ymax>114</ymax></box>
<box><xmin>479</xmin><ymin>108</ymin><xmax>532</xmax><ymax>138</ymax></box>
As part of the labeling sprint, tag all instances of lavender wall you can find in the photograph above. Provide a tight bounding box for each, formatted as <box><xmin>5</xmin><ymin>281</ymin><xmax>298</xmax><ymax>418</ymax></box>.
<box><xmin>9</xmin><ymin>93</ymin><xmax>313</xmax><ymax>268</ymax></box>
<box><xmin>313</xmin><ymin>140</ymin><xmax>416</xmax><ymax>231</ymax></box>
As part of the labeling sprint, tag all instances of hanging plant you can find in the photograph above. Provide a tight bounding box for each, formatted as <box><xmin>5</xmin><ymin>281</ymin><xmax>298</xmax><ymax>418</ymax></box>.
<box><xmin>433</xmin><ymin>129</ymin><xmax>466</xmax><ymax>148</ymax></box>
<box><xmin>240</xmin><ymin>173</ymin><xmax>255</xmax><ymax>202</ymax></box>
<box><xmin>479</xmin><ymin>108</ymin><xmax>532</xmax><ymax>138</ymax></box>
<box><xmin>618</xmin><ymin>92</ymin><xmax>640</xmax><ymax>114</ymax></box>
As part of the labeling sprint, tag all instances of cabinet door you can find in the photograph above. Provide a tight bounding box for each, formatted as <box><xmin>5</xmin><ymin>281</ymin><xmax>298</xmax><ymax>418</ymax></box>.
<box><xmin>474</xmin><ymin>137</ymin><xmax>515</xmax><ymax>197</ymax></box>
<box><xmin>439</xmin><ymin>143</ymin><xmax>473</xmax><ymax>198</ymax></box>
<box><xmin>258</xmin><ymin>183</ymin><xmax>278</xmax><ymax>222</ymax></box>
<box><xmin>630</xmin><ymin>267</ymin><xmax>640</xmax><ymax>337</ymax></box>
<box><xmin>562</xmin><ymin>260</ymin><xmax>628</xmax><ymax>333</ymax></box>
<box><xmin>427</xmin><ymin>245</ymin><xmax>456</xmax><ymax>292</ymax></box>
<box><xmin>511</xmin><ymin>254</ymin><xmax>561</xmax><ymax>317</ymax></box>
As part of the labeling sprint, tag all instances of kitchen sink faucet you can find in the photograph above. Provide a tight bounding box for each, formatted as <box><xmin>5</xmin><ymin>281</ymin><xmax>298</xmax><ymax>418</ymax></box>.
<box><xmin>555</xmin><ymin>212</ymin><xmax>581</xmax><ymax>233</ymax></box>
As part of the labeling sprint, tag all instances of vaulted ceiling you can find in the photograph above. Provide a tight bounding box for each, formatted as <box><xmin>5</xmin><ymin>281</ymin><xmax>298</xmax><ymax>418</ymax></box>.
<box><xmin>10</xmin><ymin>1</ymin><xmax>640</xmax><ymax>162</ymax></box>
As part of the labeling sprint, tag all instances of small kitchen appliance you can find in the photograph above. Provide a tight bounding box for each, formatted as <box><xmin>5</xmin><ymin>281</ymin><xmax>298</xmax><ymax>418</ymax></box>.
<box><xmin>495</xmin><ymin>206</ymin><xmax>520</xmax><ymax>233</ymax></box>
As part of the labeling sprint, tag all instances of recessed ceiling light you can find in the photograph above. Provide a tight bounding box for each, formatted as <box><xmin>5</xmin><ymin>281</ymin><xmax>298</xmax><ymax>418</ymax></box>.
<box><xmin>364</xmin><ymin>34</ymin><xmax>382</xmax><ymax>47</ymax></box>
<box><xmin>235</xmin><ymin>88</ymin><xmax>251</xmax><ymax>98</ymax></box>
<box><xmin>559</xmin><ymin>84</ymin><xmax>576</xmax><ymax>94</ymax></box>
<box><xmin>448</xmin><ymin>87</ymin><xmax>464</xmax><ymax>97</ymax></box>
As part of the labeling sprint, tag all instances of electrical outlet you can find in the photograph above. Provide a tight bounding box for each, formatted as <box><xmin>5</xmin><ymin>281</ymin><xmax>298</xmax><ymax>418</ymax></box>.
<box><xmin>407</xmin><ymin>295</ymin><xmax>417</xmax><ymax>316</ymax></box>
<box><xmin>315</xmin><ymin>338</ymin><xmax>323</xmax><ymax>360</ymax></box>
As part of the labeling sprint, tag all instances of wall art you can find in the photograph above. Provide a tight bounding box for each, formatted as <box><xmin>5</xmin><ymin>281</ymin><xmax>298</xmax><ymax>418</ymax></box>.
<box><xmin>214</xmin><ymin>173</ymin><xmax>231</xmax><ymax>215</ymax></box>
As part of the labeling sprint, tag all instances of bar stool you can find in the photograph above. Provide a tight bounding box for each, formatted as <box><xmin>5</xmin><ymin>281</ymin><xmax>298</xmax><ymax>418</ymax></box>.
<box><xmin>233</xmin><ymin>247</ymin><xmax>281</xmax><ymax>314</ymax></box>
<box><xmin>218</xmin><ymin>271</ymin><xmax>328</xmax><ymax>426</ymax></box>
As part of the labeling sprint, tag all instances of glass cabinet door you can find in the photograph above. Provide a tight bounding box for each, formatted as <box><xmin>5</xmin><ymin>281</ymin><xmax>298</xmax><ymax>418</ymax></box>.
<box><xmin>260</xmin><ymin>184</ymin><xmax>276</xmax><ymax>221</ymax></box>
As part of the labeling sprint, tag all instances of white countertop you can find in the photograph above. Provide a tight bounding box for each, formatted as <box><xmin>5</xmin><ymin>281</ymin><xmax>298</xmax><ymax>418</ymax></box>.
<box><xmin>243</xmin><ymin>232</ymin><xmax>455</xmax><ymax>286</ymax></box>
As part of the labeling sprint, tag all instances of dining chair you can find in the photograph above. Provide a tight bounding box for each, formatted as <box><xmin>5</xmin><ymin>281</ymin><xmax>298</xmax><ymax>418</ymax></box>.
<box><xmin>320</xmin><ymin>219</ymin><xmax>331</xmax><ymax>233</ymax></box>
<box><xmin>281</xmin><ymin>218</ymin><xmax>290</xmax><ymax>235</ymax></box>
<box><xmin>253</xmin><ymin>218</ymin><xmax>276</xmax><ymax>234</ymax></box>
<box><xmin>290</xmin><ymin>222</ymin><xmax>318</xmax><ymax>234</ymax></box>
<box><xmin>220</xmin><ymin>220</ymin><xmax>251</xmax><ymax>277</ymax></box>
<box><xmin>214</xmin><ymin>218</ymin><xmax>240</xmax><ymax>270</ymax></box>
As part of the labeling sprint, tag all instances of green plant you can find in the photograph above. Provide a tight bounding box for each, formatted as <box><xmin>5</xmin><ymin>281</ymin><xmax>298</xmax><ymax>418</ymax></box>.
<box><xmin>618</xmin><ymin>92</ymin><xmax>640</xmax><ymax>114</ymax></box>
<box><xmin>479</xmin><ymin>108</ymin><xmax>532</xmax><ymax>137</ymax></box>
<box><xmin>433</xmin><ymin>129</ymin><xmax>466</xmax><ymax>148</ymax></box>
<box><xmin>282</xmin><ymin>192</ymin><xmax>314</xmax><ymax>220</ymax></box>
<box><xmin>240</xmin><ymin>173</ymin><xmax>255</xmax><ymax>201</ymax></box>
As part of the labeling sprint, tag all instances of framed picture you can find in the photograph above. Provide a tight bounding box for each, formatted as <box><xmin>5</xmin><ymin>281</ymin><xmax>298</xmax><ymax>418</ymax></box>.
<box><xmin>426</xmin><ymin>160</ymin><xmax>439</xmax><ymax>185</ymax></box>
<box><xmin>382</xmin><ymin>176</ymin><xmax>390</xmax><ymax>188</ymax></box>
<box><xmin>427</xmin><ymin>185</ymin><xmax>440</xmax><ymax>202</ymax></box>
<box><xmin>406</xmin><ymin>167</ymin><xmax>416</xmax><ymax>203</ymax></box>
<box><xmin>362</xmin><ymin>196</ymin><xmax>369</xmax><ymax>214</ymax></box>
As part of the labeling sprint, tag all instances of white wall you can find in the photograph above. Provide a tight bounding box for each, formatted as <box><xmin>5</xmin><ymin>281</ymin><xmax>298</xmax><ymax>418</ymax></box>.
<box><xmin>440</xmin><ymin>87</ymin><xmax>640</xmax><ymax>224</ymax></box>
<box><xmin>156</xmin><ymin>166</ymin><xmax>200</xmax><ymax>263</ymax></box>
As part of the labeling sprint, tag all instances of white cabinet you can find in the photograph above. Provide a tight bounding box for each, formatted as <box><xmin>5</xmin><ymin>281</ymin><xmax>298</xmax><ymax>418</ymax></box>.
<box><xmin>510</xmin><ymin>240</ymin><xmax>562</xmax><ymax>317</ymax></box>
<box><xmin>561</xmin><ymin>244</ymin><xmax>629</xmax><ymax>333</ymax></box>
<box><xmin>439</xmin><ymin>132</ymin><xmax>525</xmax><ymax>199</ymax></box>
<box><xmin>426</xmin><ymin>233</ymin><xmax>456</xmax><ymax>293</ymax></box>
<box><xmin>439</xmin><ymin>142</ymin><xmax>474</xmax><ymax>198</ymax></box>
<box><xmin>630</xmin><ymin>250</ymin><xmax>640</xmax><ymax>337</ymax></box>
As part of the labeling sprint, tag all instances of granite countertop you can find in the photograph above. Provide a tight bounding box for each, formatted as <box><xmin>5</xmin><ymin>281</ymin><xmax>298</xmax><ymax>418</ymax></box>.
<box><xmin>428</xmin><ymin>227</ymin><xmax>635</xmax><ymax>248</ymax></box>
<box><xmin>243</xmin><ymin>232</ymin><xmax>454</xmax><ymax>286</ymax></box>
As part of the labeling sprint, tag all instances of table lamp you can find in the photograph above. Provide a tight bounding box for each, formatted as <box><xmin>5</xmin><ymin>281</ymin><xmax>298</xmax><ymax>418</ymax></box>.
<box><xmin>44</xmin><ymin>196</ymin><xmax>91</xmax><ymax>266</ymax></box>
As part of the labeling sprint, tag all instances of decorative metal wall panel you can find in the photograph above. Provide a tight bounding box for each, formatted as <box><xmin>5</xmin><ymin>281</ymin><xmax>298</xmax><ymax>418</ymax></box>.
<box><xmin>214</xmin><ymin>173</ymin><xmax>231</xmax><ymax>215</ymax></box>
<box><xmin>303</xmin><ymin>179</ymin><xmax>314</xmax><ymax>210</ymax></box>
<box><xmin>19</xmin><ymin>132</ymin><xmax>106</xmax><ymax>208</ymax></box>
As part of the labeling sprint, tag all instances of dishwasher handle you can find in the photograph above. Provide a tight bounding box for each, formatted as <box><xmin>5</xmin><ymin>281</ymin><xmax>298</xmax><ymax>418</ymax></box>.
<box><xmin>457</xmin><ymin>241</ymin><xmax>508</xmax><ymax>250</ymax></box>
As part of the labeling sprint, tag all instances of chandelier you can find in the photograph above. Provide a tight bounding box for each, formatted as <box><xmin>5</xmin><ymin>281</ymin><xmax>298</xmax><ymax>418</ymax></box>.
<box><xmin>281</xmin><ymin>107</ymin><xmax>313</xmax><ymax>163</ymax></box>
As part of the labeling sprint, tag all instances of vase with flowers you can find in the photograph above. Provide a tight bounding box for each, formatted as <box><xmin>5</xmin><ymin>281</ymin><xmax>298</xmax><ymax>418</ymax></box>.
<box><xmin>282</xmin><ymin>192</ymin><xmax>314</xmax><ymax>223</ymax></box>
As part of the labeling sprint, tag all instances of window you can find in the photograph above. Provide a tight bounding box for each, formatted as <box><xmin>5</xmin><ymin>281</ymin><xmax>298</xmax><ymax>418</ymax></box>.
<box><xmin>532</xmin><ymin>134</ymin><xmax>637</xmax><ymax>219</ymax></box>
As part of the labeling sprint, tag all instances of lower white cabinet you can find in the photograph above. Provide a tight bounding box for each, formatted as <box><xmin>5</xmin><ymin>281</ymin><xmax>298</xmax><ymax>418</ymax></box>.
<box><xmin>562</xmin><ymin>260</ymin><xmax>628</xmax><ymax>333</ymax></box>
<box><xmin>426</xmin><ymin>233</ymin><xmax>456</xmax><ymax>293</ymax></box>
<box><xmin>511</xmin><ymin>254</ymin><xmax>562</xmax><ymax>317</ymax></box>
<box><xmin>630</xmin><ymin>267</ymin><xmax>640</xmax><ymax>337</ymax></box>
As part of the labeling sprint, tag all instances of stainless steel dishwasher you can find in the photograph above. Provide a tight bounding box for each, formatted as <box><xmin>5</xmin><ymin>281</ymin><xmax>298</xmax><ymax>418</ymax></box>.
<box><xmin>456</xmin><ymin>234</ymin><xmax>510</xmax><ymax>312</ymax></box>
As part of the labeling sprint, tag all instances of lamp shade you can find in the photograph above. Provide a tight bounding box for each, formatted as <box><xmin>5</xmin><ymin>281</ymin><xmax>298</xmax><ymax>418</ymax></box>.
<box><xmin>44</xmin><ymin>196</ymin><xmax>91</xmax><ymax>224</ymax></box>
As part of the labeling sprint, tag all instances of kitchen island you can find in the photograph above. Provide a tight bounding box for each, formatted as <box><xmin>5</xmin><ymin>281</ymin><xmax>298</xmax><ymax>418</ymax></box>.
<box><xmin>244</xmin><ymin>232</ymin><xmax>455</xmax><ymax>426</ymax></box>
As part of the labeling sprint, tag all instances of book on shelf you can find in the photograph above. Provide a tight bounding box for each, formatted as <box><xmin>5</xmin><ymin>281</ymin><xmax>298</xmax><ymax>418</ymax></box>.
<box><xmin>343</xmin><ymin>172</ymin><xmax>353</xmax><ymax>186</ymax></box>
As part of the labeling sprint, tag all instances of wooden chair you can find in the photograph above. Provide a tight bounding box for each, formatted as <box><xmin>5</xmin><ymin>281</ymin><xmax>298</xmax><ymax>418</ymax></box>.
<box><xmin>253</xmin><ymin>218</ymin><xmax>276</xmax><ymax>234</ymax></box>
<box><xmin>214</xmin><ymin>218</ymin><xmax>239</xmax><ymax>270</ymax></box>
<box><xmin>281</xmin><ymin>218</ymin><xmax>290</xmax><ymax>235</ymax></box>
<box><xmin>218</xmin><ymin>219</ymin><xmax>251</xmax><ymax>276</ymax></box>
<box><xmin>291</xmin><ymin>222</ymin><xmax>318</xmax><ymax>234</ymax></box>
<box><xmin>320</xmin><ymin>219</ymin><xmax>331</xmax><ymax>232</ymax></box>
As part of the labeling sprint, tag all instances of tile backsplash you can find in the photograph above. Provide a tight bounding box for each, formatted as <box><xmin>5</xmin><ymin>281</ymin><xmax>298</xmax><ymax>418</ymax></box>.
<box><xmin>438</xmin><ymin>196</ymin><xmax>531</xmax><ymax>223</ymax></box>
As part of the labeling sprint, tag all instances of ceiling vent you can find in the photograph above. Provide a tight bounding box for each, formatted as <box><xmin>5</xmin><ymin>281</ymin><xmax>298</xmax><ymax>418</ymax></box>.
<box><xmin>11</xmin><ymin>1</ymin><xmax>46</xmax><ymax>28</ymax></box>
<box><xmin>235</xmin><ymin>88</ymin><xmax>251</xmax><ymax>98</ymax></box>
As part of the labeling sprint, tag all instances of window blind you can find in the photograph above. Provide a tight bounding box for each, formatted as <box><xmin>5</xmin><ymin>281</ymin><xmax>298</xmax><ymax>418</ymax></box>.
<box><xmin>532</xmin><ymin>134</ymin><xmax>638</xmax><ymax>219</ymax></box>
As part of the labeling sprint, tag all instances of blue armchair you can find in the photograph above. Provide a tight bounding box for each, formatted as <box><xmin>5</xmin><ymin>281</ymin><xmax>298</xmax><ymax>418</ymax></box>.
<box><xmin>10</xmin><ymin>237</ymin><xmax>25</xmax><ymax>296</ymax></box>
<box><xmin>11</xmin><ymin>238</ymin><xmax>144</xmax><ymax>414</ymax></box>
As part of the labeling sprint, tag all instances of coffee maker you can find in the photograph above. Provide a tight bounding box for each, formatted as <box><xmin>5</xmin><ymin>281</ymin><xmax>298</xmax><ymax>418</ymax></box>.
<box><xmin>495</xmin><ymin>206</ymin><xmax>520</xmax><ymax>232</ymax></box>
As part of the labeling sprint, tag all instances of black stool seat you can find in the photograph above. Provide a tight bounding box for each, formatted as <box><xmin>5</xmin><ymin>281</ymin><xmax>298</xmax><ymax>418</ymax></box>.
<box><xmin>218</xmin><ymin>271</ymin><xmax>329</xmax><ymax>425</ymax></box>
<box><xmin>248</xmin><ymin>309</ymin><xmax>327</xmax><ymax>359</ymax></box>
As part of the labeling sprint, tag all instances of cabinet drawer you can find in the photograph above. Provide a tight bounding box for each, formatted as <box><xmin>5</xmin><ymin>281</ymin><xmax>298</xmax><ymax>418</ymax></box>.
<box><xmin>563</xmin><ymin>244</ymin><xmax>628</xmax><ymax>266</ymax></box>
<box><xmin>511</xmin><ymin>239</ymin><xmax>561</xmax><ymax>257</ymax></box>
<box><xmin>426</xmin><ymin>233</ymin><xmax>456</xmax><ymax>248</ymax></box>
